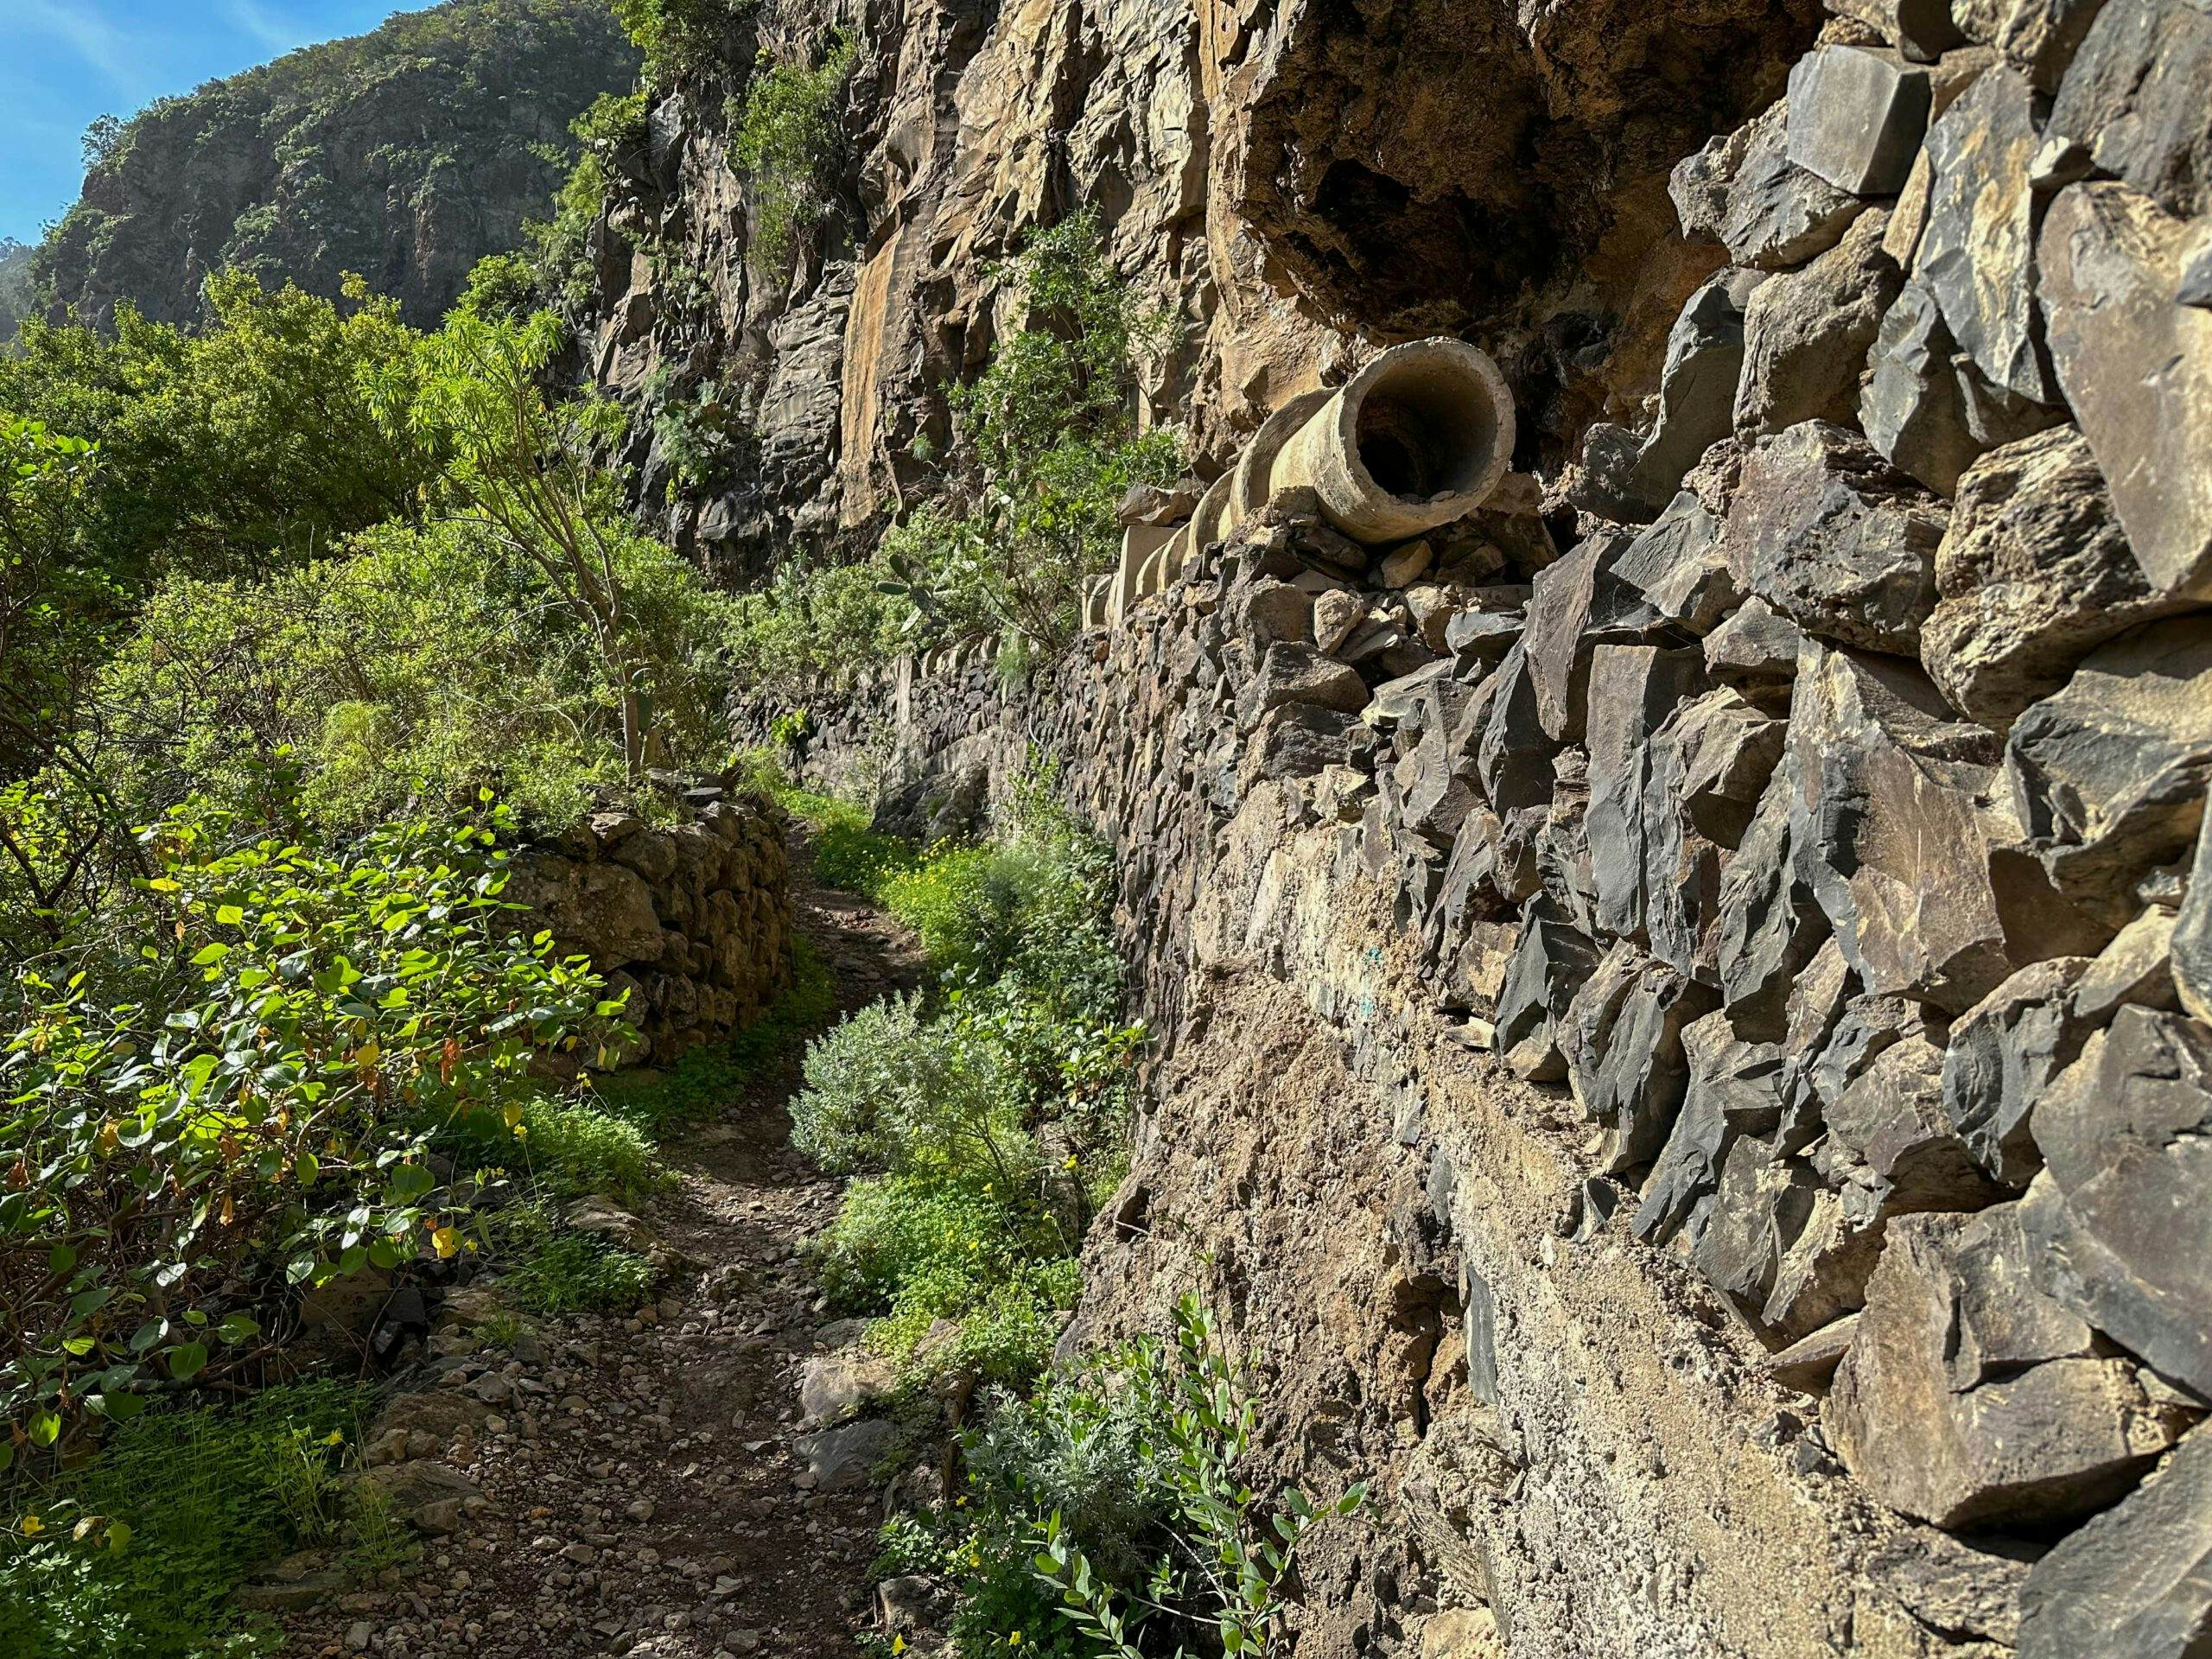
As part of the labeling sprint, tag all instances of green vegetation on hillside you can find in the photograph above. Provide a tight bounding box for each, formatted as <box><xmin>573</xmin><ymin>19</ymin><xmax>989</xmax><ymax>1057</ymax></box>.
<box><xmin>33</xmin><ymin>0</ymin><xmax>639</xmax><ymax>330</ymax></box>
<box><xmin>784</xmin><ymin>765</ymin><xmax>1141</xmax><ymax>1387</ymax></box>
<box><xmin>729</xmin><ymin>210</ymin><xmax>1180</xmax><ymax>685</ymax></box>
<box><xmin>730</xmin><ymin>32</ymin><xmax>859</xmax><ymax>263</ymax></box>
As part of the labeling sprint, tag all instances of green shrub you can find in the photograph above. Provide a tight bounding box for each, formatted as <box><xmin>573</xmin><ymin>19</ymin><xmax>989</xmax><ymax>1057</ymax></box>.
<box><xmin>505</xmin><ymin>1230</ymin><xmax>655</xmax><ymax>1317</ymax></box>
<box><xmin>529</xmin><ymin>91</ymin><xmax>648</xmax><ymax>308</ymax></box>
<box><xmin>92</xmin><ymin>494</ymin><xmax>734</xmax><ymax>838</ymax></box>
<box><xmin>612</xmin><ymin>0</ymin><xmax>753</xmax><ymax>85</ymax></box>
<box><xmin>0</xmin><ymin>1381</ymin><xmax>367</xmax><ymax>1659</ymax></box>
<box><xmin>0</xmin><ymin>798</ymin><xmax>620</xmax><ymax>1453</ymax></box>
<box><xmin>730</xmin><ymin>33</ymin><xmax>858</xmax><ymax>263</ymax></box>
<box><xmin>902</xmin><ymin>1299</ymin><xmax>1368</xmax><ymax>1658</ymax></box>
<box><xmin>491</xmin><ymin>1097</ymin><xmax>662</xmax><ymax>1202</ymax></box>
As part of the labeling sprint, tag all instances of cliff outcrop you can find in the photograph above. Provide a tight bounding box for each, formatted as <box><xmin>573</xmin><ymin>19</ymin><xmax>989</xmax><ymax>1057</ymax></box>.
<box><xmin>31</xmin><ymin>0</ymin><xmax>638</xmax><ymax>331</ymax></box>
<box><xmin>570</xmin><ymin>0</ymin><xmax>1820</xmax><ymax>575</ymax></box>
<box><xmin>720</xmin><ymin>0</ymin><xmax>2212</xmax><ymax>1651</ymax></box>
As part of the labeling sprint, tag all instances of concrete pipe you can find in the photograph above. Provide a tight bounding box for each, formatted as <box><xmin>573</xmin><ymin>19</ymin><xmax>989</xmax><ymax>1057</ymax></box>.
<box><xmin>1274</xmin><ymin>338</ymin><xmax>1516</xmax><ymax>543</ymax></box>
<box><xmin>1231</xmin><ymin>387</ymin><xmax>1332</xmax><ymax>531</ymax></box>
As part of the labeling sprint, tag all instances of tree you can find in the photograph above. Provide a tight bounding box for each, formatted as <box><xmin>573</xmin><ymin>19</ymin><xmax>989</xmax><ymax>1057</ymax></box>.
<box><xmin>386</xmin><ymin>309</ymin><xmax>675</xmax><ymax>781</ymax></box>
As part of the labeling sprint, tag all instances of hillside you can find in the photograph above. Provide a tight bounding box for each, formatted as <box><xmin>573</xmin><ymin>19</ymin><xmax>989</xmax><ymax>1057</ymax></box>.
<box><xmin>0</xmin><ymin>239</ymin><xmax>31</xmax><ymax>346</ymax></box>
<box><xmin>29</xmin><ymin>0</ymin><xmax>639</xmax><ymax>330</ymax></box>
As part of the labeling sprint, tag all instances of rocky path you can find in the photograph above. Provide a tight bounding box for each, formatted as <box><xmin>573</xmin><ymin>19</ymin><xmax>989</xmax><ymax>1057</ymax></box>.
<box><xmin>280</xmin><ymin>856</ymin><xmax>924</xmax><ymax>1659</ymax></box>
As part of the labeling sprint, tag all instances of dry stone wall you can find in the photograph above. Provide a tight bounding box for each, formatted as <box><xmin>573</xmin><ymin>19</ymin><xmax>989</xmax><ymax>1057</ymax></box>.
<box><xmin>735</xmin><ymin>4</ymin><xmax>2212</xmax><ymax>1651</ymax></box>
<box><xmin>511</xmin><ymin>793</ymin><xmax>793</xmax><ymax>1064</ymax></box>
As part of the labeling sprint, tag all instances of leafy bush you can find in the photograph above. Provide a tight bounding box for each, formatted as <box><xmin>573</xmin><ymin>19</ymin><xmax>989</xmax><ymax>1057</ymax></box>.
<box><xmin>612</xmin><ymin>0</ymin><xmax>754</xmax><ymax>86</ymax></box>
<box><xmin>0</xmin><ymin>1380</ymin><xmax>367</xmax><ymax>1659</ymax></box>
<box><xmin>0</xmin><ymin>799</ymin><xmax>620</xmax><ymax>1454</ymax></box>
<box><xmin>899</xmin><ymin>1299</ymin><xmax>1367</xmax><ymax>1658</ymax></box>
<box><xmin>795</xmin><ymin>778</ymin><xmax>1137</xmax><ymax>1395</ymax></box>
<box><xmin>505</xmin><ymin>1230</ymin><xmax>654</xmax><ymax>1318</ymax></box>
<box><xmin>730</xmin><ymin>33</ymin><xmax>859</xmax><ymax>264</ymax></box>
<box><xmin>528</xmin><ymin>92</ymin><xmax>649</xmax><ymax>310</ymax></box>
<box><xmin>94</xmin><ymin>512</ymin><xmax>734</xmax><ymax>836</ymax></box>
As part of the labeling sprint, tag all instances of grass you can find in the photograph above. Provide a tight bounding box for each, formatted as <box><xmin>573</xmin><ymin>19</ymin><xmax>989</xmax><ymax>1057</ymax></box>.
<box><xmin>505</xmin><ymin>1229</ymin><xmax>655</xmax><ymax>1318</ymax></box>
<box><xmin>0</xmin><ymin>1381</ymin><xmax>369</xmax><ymax>1659</ymax></box>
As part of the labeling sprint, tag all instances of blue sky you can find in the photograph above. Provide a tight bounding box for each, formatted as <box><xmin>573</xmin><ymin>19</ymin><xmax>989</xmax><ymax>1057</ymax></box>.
<box><xmin>0</xmin><ymin>1</ymin><xmax>408</xmax><ymax>245</ymax></box>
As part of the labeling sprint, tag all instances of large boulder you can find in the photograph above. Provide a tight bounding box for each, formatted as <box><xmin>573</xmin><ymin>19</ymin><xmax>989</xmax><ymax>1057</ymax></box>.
<box><xmin>1918</xmin><ymin>66</ymin><xmax>2063</xmax><ymax>404</ymax></box>
<box><xmin>1940</xmin><ymin>955</ymin><xmax>2093</xmax><ymax>1186</ymax></box>
<box><xmin>1611</xmin><ymin>493</ymin><xmax>1740</xmax><ymax>635</ymax></box>
<box><xmin>2022</xmin><ymin>1005</ymin><xmax>2212</xmax><ymax>1396</ymax></box>
<box><xmin>1788</xmin><ymin>645</ymin><xmax>2018</xmax><ymax>1013</ymax></box>
<box><xmin>1859</xmin><ymin>280</ymin><xmax>2063</xmax><ymax>496</ymax></box>
<box><xmin>2048</xmin><ymin>0</ymin><xmax>2212</xmax><ymax>218</ymax></box>
<box><xmin>1827</xmin><ymin>1205</ymin><xmax>2190</xmax><ymax>1529</ymax></box>
<box><xmin>2004</xmin><ymin>616</ymin><xmax>2212</xmax><ymax>929</ymax></box>
<box><xmin>1726</xmin><ymin>423</ymin><xmax>1946</xmax><ymax>658</ymax></box>
<box><xmin>1585</xmin><ymin>645</ymin><xmax>1707</xmax><ymax>943</ymax></box>
<box><xmin>1633</xmin><ymin>1013</ymin><xmax>1787</xmax><ymax>1246</ymax></box>
<box><xmin>1923</xmin><ymin>425</ymin><xmax>2187</xmax><ymax>728</ymax></box>
<box><xmin>2015</xmin><ymin>1426</ymin><xmax>2212</xmax><ymax>1659</ymax></box>
<box><xmin>1560</xmin><ymin>945</ymin><xmax>1715</xmax><ymax>1173</ymax></box>
<box><xmin>1734</xmin><ymin>208</ymin><xmax>1903</xmax><ymax>436</ymax></box>
<box><xmin>1671</xmin><ymin>101</ymin><xmax>1869</xmax><ymax>271</ymax></box>
<box><xmin>1713</xmin><ymin>754</ymin><xmax>1827</xmax><ymax>1038</ymax></box>
<box><xmin>1785</xmin><ymin>46</ymin><xmax>1934</xmax><ymax>194</ymax></box>
<box><xmin>2038</xmin><ymin>181</ymin><xmax>2212</xmax><ymax>602</ymax></box>
<box><xmin>1950</xmin><ymin>0</ymin><xmax>2112</xmax><ymax>90</ymax></box>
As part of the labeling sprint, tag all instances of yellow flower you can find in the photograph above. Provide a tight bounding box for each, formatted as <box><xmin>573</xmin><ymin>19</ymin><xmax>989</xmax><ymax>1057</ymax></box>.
<box><xmin>891</xmin><ymin>1641</ymin><xmax>906</xmax><ymax>1656</ymax></box>
<box><xmin>1008</xmin><ymin>1632</ymin><xmax>1023</xmax><ymax>1647</ymax></box>
<box><xmin>19</xmin><ymin>1515</ymin><xmax>43</xmax><ymax>1536</ymax></box>
<box><xmin>324</xmin><ymin>1431</ymin><xmax>345</xmax><ymax>1446</ymax></box>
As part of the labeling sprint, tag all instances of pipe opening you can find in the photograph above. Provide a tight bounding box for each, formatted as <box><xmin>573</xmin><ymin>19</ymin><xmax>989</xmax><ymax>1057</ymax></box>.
<box><xmin>1352</xmin><ymin>356</ymin><xmax>1506</xmax><ymax>503</ymax></box>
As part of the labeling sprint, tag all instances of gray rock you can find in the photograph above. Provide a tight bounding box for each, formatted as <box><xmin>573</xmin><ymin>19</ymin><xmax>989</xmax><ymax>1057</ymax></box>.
<box><xmin>2173</xmin><ymin>811</ymin><xmax>2212</xmax><ymax>1020</ymax></box>
<box><xmin>1727</xmin><ymin>423</ymin><xmax>1946</xmax><ymax>658</ymax></box>
<box><xmin>1859</xmin><ymin>280</ymin><xmax>2064</xmax><ymax>496</ymax></box>
<box><xmin>2040</xmin><ymin>181</ymin><xmax>2212</xmax><ymax>602</ymax></box>
<box><xmin>1713</xmin><ymin>756</ymin><xmax>1827</xmax><ymax>1038</ymax></box>
<box><xmin>1827</xmin><ymin>1205</ymin><xmax>2188</xmax><ymax>1528</ymax></box>
<box><xmin>1633</xmin><ymin>1012</ymin><xmax>1787</xmax><ymax>1245</ymax></box>
<box><xmin>1581</xmin><ymin>270</ymin><xmax>1764</xmax><ymax>518</ymax></box>
<box><xmin>799</xmin><ymin>1348</ymin><xmax>899</xmax><ymax>1427</ymax></box>
<box><xmin>1821</xmin><ymin>1033</ymin><xmax>2003</xmax><ymax>1212</ymax></box>
<box><xmin>1522</xmin><ymin>530</ymin><xmax>1665</xmax><ymax>744</ymax></box>
<box><xmin>1789</xmin><ymin>645</ymin><xmax>2017</xmax><ymax>1012</ymax></box>
<box><xmin>1741</xmin><ymin>212</ymin><xmax>1907</xmax><ymax>443</ymax></box>
<box><xmin>1919</xmin><ymin>67</ymin><xmax>2063</xmax><ymax>404</ymax></box>
<box><xmin>1586</xmin><ymin>645</ymin><xmax>1707</xmax><ymax>942</ymax></box>
<box><xmin>2049</xmin><ymin>0</ymin><xmax>2212</xmax><ymax>217</ymax></box>
<box><xmin>796</xmin><ymin>1417</ymin><xmax>903</xmax><ymax>1492</ymax></box>
<box><xmin>1703</xmin><ymin>595</ymin><xmax>1807</xmax><ymax>692</ymax></box>
<box><xmin>1951</xmin><ymin>0</ymin><xmax>2113</xmax><ymax>89</ymax></box>
<box><xmin>1692</xmin><ymin>1133</ymin><xmax>1886</xmax><ymax>1340</ymax></box>
<box><xmin>1249</xmin><ymin>704</ymin><xmax>1364</xmax><ymax>782</ymax></box>
<box><xmin>2005</xmin><ymin>616</ymin><xmax>2212</xmax><ymax>930</ymax></box>
<box><xmin>2015</xmin><ymin>1426</ymin><xmax>2212</xmax><ymax>1659</ymax></box>
<box><xmin>1364</xmin><ymin>661</ymin><xmax>1462</xmax><ymax>732</ymax></box>
<box><xmin>1941</xmin><ymin>956</ymin><xmax>2093</xmax><ymax>1186</ymax></box>
<box><xmin>1827</xmin><ymin>0</ymin><xmax>1969</xmax><ymax>60</ymax></box>
<box><xmin>1866</xmin><ymin>1528</ymin><xmax>2034</xmax><ymax>1649</ymax></box>
<box><xmin>1560</xmin><ymin>944</ymin><xmax>1716</xmax><ymax>1173</ymax></box>
<box><xmin>1401</xmin><ymin>722</ymin><xmax>1479</xmax><ymax>848</ymax></box>
<box><xmin>1611</xmin><ymin>493</ymin><xmax>1741</xmax><ymax>635</ymax></box>
<box><xmin>1243</xmin><ymin>642</ymin><xmax>1371</xmax><ymax>723</ymax></box>
<box><xmin>1494</xmin><ymin>912</ymin><xmax>1601</xmax><ymax>1081</ymax></box>
<box><xmin>2023</xmin><ymin>1005</ymin><xmax>2212</xmax><ymax>1395</ymax></box>
<box><xmin>1474</xmin><ymin>642</ymin><xmax>1556</xmax><ymax>817</ymax></box>
<box><xmin>2074</xmin><ymin>904</ymin><xmax>2182</xmax><ymax>1023</ymax></box>
<box><xmin>1671</xmin><ymin>101</ymin><xmax>1870</xmax><ymax>271</ymax></box>
<box><xmin>1923</xmin><ymin>425</ymin><xmax>2183</xmax><ymax>728</ymax></box>
<box><xmin>1786</xmin><ymin>47</ymin><xmax>1935</xmax><ymax>194</ymax></box>
<box><xmin>1764</xmin><ymin>1312</ymin><xmax>1860</xmax><ymax>1392</ymax></box>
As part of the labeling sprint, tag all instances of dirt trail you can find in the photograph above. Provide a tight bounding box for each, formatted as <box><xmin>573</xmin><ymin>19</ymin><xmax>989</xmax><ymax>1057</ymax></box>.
<box><xmin>283</xmin><ymin>852</ymin><xmax>923</xmax><ymax>1659</ymax></box>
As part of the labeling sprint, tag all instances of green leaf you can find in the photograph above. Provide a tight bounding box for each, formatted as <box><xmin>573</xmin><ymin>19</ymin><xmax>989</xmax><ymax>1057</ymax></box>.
<box><xmin>29</xmin><ymin>1408</ymin><xmax>61</xmax><ymax>1447</ymax></box>
<box><xmin>167</xmin><ymin>1341</ymin><xmax>208</xmax><ymax>1382</ymax></box>
<box><xmin>46</xmin><ymin>1243</ymin><xmax>75</xmax><ymax>1274</ymax></box>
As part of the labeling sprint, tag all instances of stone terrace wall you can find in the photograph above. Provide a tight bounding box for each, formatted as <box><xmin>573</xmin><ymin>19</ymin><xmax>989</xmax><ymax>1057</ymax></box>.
<box><xmin>512</xmin><ymin>793</ymin><xmax>793</xmax><ymax>1065</ymax></box>
<box><xmin>736</xmin><ymin>5</ymin><xmax>2212</xmax><ymax>1652</ymax></box>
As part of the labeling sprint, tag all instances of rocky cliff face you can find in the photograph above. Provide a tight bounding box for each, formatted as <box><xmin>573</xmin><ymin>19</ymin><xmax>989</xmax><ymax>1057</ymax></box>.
<box><xmin>32</xmin><ymin>0</ymin><xmax>638</xmax><ymax>331</ymax></box>
<box><xmin>570</xmin><ymin>0</ymin><xmax>1818</xmax><ymax>576</ymax></box>
<box><xmin>718</xmin><ymin>0</ymin><xmax>2212</xmax><ymax>1651</ymax></box>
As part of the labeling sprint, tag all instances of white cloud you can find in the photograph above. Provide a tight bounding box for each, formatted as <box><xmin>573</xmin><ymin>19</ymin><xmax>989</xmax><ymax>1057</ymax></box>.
<box><xmin>9</xmin><ymin>0</ymin><xmax>143</xmax><ymax>96</ymax></box>
<box><xmin>222</xmin><ymin>0</ymin><xmax>298</xmax><ymax>52</ymax></box>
